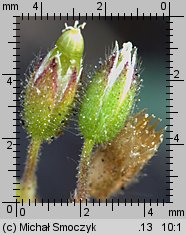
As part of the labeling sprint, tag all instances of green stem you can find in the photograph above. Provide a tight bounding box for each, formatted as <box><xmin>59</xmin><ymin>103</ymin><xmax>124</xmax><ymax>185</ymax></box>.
<box><xmin>21</xmin><ymin>138</ymin><xmax>42</xmax><ymax>201</ymax></box>
<box><xmin>76</xmin><ymin>139</ymin><xmax>94</xmax><ymax>202</ymax></box>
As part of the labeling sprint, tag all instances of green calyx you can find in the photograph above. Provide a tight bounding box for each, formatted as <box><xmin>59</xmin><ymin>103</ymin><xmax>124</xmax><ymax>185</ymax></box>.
<box><xmin>23</xmin><ymin>21</ymin><xmax>85</xmax><ymax>142</ymax></box>
<box><xmin>79</xmin><ymin>41</ymin><xmax>139</xmax><ymax>145</ymax></box>
<box><xmin>79</xmin><ymin>73</ymin><xmax>137</xmax><ymax>144</ymax></box>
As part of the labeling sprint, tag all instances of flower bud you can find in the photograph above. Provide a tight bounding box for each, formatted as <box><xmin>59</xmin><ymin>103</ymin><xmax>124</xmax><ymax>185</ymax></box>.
<box><xmin>88</xmin><ymin>110</ymin><xmax>164</xmax><ymax>200</ymax></box>
<box><xmin>79</xmin><ymin>41</ymin><xmax>140</xmax><ymax>144</ymax></box>
<box><xmin>23</xmin><ymin>21</ymin><xmax>85</xmax><ymax>141</ymax></box>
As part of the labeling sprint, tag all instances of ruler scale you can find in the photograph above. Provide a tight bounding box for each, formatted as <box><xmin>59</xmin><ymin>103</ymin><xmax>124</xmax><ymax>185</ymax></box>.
<box><xmin>0</xmin><ymin>0</ymin><xmax>185</xmax><ymax>234</ymax></box>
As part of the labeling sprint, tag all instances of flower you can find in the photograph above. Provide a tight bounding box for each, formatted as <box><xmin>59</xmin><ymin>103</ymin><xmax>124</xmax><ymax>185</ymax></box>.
<box><xmin>79</xmin><ymin>41</ymin><xmax>140</xmax><ymax>144</ymax></box>
<box><xmin>87</xmin><ymin>110</ymin><xmax>164</xmax><ymax>200</ymax></box>
<box><xmin>23</xmin><ymin>21</ymin><xmax>85</xmax><ymax>141</ymax></box>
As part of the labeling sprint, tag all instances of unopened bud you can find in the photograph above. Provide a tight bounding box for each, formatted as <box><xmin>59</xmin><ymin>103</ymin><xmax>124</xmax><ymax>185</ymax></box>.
<box><xmin>79</xmin><ymin>41</ymin><xmax>140</xmax><ymax>144</ymax></box>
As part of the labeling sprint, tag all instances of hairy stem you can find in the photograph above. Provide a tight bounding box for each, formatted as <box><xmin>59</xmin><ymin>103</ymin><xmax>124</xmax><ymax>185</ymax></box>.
<box><xmin>20</xmin><ymin>138</ymin><xmax>42</xmax><ymax>202</ymax></box>
<box><xmin>75</xmin><ymin>139</ymin><xmax>94</xmax><ymax>202</ymax></box>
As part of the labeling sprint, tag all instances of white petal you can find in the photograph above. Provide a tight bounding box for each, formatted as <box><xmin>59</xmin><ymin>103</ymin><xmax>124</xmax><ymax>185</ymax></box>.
<box><xmin>34</xmin><ymin>50</ymin><xmax>53</xmax><ymax>82</ymax></box>
<box><xmin>120</xmin><ymin>45</ymin><xmax>137</xmax><ymax>103</ymax></box>
<box><xmin>122</xmin><ymin>42</ymin><xmax>133</xmax><ymax>66</ymax></box>
<box><xmin>107</xmin><ymin>42</ymin><xmax>133</xmax><ymax>90</ymax></box>
<box><xmin>107</xmin><ymin>41</ymin><xmax>119</xmax><ymax>88</ymax></box>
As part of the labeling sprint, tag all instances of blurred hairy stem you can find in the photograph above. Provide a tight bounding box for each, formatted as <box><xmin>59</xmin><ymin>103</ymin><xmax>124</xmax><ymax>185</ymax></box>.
<box><xmin>75</xmin><ymin>139</ymin><xmax>94</xmax><ymax>202</ymax></box>
<box><xmin>21</xmin><ymin>138</ymin><xmax>42</xmax><ymax>201</ymax></box>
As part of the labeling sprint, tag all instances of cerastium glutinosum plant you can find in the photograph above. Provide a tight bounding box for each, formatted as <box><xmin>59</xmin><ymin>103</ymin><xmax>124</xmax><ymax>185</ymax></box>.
<box><xmin>19</xmin><ymin>21</ymin><xmax>164</xmax><ymax>202</ymax></box>
<box><xmin>19</xmin><ymin>21</ymin><xmax>85</xmax><ymax>202</ymax></box>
